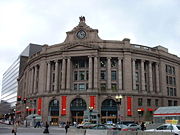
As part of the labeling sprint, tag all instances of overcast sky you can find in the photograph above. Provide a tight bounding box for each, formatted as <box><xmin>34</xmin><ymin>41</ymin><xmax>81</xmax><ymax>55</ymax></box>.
<box><xmin>0</xmin><ymin>0</ymin><xmax>180</xmax><ymax>99</ymax></box>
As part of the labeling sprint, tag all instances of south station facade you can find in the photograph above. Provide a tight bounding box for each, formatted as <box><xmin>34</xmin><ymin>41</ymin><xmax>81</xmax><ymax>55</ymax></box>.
<box><xmin>16</xmin><ymin>17</ymin><xmax>180</xmax><ymax>125</ymax></box>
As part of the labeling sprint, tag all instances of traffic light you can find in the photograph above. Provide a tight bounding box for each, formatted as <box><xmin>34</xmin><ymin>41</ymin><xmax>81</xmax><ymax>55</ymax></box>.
<box><xmin>23</xmin><ymin>98</ymin><xmax>27</xmax><ymax>104</ymax></box>
<box><xmin>17</xmin><ymin>96</ymin><xmax>21</xmax><ymax>101</ymax></box>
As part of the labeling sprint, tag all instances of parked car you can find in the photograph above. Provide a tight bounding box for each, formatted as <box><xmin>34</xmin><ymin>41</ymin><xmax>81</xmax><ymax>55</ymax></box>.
<box><xmin>145</xmin><ymin>124</ymin><xmax>180</xmax><ymax>135</ymax></box>
<box><xmin>91</xmin><ymin>124</ymin><xmax>116</xmax><ymax>130</ymax></box>
<box><xmin>77</xmin><ymin>122</ymin><xmax>96</xmax><ymax>129</ymax></box>
<box><xmin>115</xmin><ymin>124</ymin><xmax>128</xmax><ymax>130</ymax></box>
<box><xmin>126</xmin><ymin>123</ymin><xmax>141</xmax><ymax>131</ymax></box>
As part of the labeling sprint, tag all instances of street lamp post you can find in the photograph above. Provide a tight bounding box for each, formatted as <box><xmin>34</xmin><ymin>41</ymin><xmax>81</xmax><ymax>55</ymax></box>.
<box><xmin>89</xmin><ymin>107</ymin><xmax>93</xmax><ymax>123</ymax></box>
<box><xmin>25</xmin><ymin>106</ymin><xmax>29</xmax><ymax>127</ymax></box>
<box><xmin>115</xmin><ymin>94</ymin><xmax>123</xmax><ymax>123</ymax></box>
<box><xmin>137</xmin><ymin>109</ymin><xmax>143</xmax><ymax>123</ymax></box>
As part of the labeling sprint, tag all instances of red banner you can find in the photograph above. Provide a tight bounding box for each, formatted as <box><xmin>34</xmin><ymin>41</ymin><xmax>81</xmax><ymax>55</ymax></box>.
<box><xmin>90</xmin><ymin>96</ymin><xmax>96</xmax><ymax>109</ymax></box>
<box><xmin>61</xmin><ymin>96</ymin><xmax>67</xmax><ymax>115</ymax></box>
<box><xmin>37</xmin><ymin>98</ymin><xmax>42</xmax><ymax>115</ymax></box>
<box><xmin>127</xmin><ymin>96</ymin><xmax>132</xmax><ymax>116</ymax></box>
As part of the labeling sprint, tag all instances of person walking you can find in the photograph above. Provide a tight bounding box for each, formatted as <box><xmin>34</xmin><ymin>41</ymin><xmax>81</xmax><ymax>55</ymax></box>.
<box><xmin>12</xmin><ymin>122</ymin><xmax>18</xmax><ymax>135</ymax></box>
<box><xmin>65</xmin><ymin>123</ymin><xmax>69</xmax><ymax>134</ymax></box>
<box><xmin>141</xmin><ymin>121</ymin><xmax>146</xmax><ymax>131</ymax></box>
<box><xmin>43</xmin><ymin>122</ymin><xmax>49</xmax><ymax>134</ymax></box>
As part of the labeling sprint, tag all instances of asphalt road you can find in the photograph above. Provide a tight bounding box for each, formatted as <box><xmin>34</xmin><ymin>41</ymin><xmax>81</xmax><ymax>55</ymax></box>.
<box><xmin>0</xmin><ymin>123</ymin><xmax>66</xmax><ymax>135</ymax></box>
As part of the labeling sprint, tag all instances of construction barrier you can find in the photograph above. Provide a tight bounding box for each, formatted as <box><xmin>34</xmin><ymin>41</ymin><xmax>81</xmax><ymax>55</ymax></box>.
<box><xmin>68</xmin><ymin>129</ymin><xmax>175</xmax><ymax>135</ymax></box>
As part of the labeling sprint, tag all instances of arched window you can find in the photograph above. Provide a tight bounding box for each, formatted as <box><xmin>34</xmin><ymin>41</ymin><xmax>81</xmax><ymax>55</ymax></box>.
<box><xmin>70</xmin><ymin>98</ymin><xmax>87</xmax><ymax>111</ymax></box>
<box><xmin>49</xmin><ymin>99</ymin><xmax>59</xmax><ymax>116</ymax></box>
<box><xmin>101</xmin><ymin>99</ymin><xmax>117</xmax><ymax>111</ymax></box>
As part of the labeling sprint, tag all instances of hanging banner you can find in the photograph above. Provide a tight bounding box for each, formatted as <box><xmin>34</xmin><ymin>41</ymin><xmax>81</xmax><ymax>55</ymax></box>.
<box><xmin>90</xmin><ymin>96</ymin><xmax>96</xmax><ymax>109</ymax></box>
<box><xmin>127</xmin><ymin>96</ymin><xmax>132</xmax><ymax>116</ymax></box>
<box><xmin>37</xmin><ymin>98</ymin><xmax>42</xmax><ymax>115</ymax></box>
<box><xmin>61</xmin><ymin>96</ymin><xmax>67</xmax><ymax>115</ymax></box>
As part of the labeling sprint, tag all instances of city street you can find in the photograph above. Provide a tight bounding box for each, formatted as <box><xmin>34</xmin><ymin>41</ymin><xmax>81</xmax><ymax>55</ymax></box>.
<box><xmin>0</xmin><ymin>123</ymin><xmax>66</xmax><ymax>135</ymax></box>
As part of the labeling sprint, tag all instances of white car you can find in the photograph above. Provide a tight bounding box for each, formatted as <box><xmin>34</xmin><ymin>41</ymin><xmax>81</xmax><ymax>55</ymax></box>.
<box><xmin>145</xmin><ymin>124</ymin><xmax>180</xmax><ymax>135</ymax></box>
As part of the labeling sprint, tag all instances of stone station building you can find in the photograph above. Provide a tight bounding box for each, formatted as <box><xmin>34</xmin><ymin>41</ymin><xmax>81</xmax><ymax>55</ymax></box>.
<box><xmin>16</xmin><ymin>17</ymin><xmax>180</xmax><ymax>125</ymax></box>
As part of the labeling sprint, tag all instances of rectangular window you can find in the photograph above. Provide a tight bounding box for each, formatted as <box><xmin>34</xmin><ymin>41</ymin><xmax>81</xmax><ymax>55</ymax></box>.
<box><xmin>135</xmin><ymin>72</ymin><xmax>139</xmax><ymax>82</ymax></box>
<box><xmin>147</xmin><ymin>99</ymin><xmax>151</xmax><ymax>106</ymax></box>
<box><xmin>52</xmin><ymin>85</ymin><xmax>54</xmax><ymax>91</ymax></box>
<box><xmin>170</xmin><ymin>88</ymin><xmax>173</xmax><ymax>96</ymax></box>
<box><xmin>172</xmin><ymin>67</ymin><xmax>175</xmax><ymax>75</ymax></box>
<box><xmin>169</xmin><ymin>77</ymin><xmax>172</xmax><ymax>85</ymax></box>
<box><xmin>74</xmin><ymin>61</ymin><xmax>78</xmax><ymax>68</ymax></box>
<box><xmin>145</xmin><ymin>73</ymin><xmax>147</xmax><ymax>83</ymax></box>
<box><xmin>111</xmin><ymin>71</ymin><xmax>117</xmax><ymax>80</ymax></box>
<box><xmin>174</xmin><ymin>101</ymin><xmax>178</xmax><ymax>106</ymax></box>
<box><xmin>145</xmin><ymin>85</ymin><xmax>148</xmax><ymax>91</ymax></box>
<box><xmin>173</xmin><ymin>77</ymin><xmax>176</xmax><ymax>86</ymax></box>
<box><xmin>135</xmin><ymin>62</ymin><xmax>139</xmax><ymax>70</ymax></box>
<box><xmin>174</xmin><ymin>88</ymin><xmax>177</xmax><ymax>96</ymax></box>
<box><xmin>155</xmin><ymin>99</ymin><xmax>159</xmax><ymax>106</ymax></box>
<box><xmin>74</xmin><ymin>84</ymin><xmax>77</xmax><ymax>90</ymax></box>
<box><xmin>74</xmin><ymin>71</ymin><xmax>78</xmax><ymax>81</ymax></box>
<box><xmin>168</xmin><ymin>100</ymin><xmax>172</xmax><ymax>106</ymax></box>
<box><xmin>166</xmin><ymin>76</ymin><xmax>168</xmax><ymax>84</ymax></box>
<box><xmin>167</xmin><ymin>87</ymin><xmax>170</xmax><ymax>96</ymax></box>
<box><xmin>101</xmin><ymin>70</ymin><xmax>106</xmax><ymax>80</ymax></box>
<box><xmin>100</xmin><ymin>83</ymin><xmax>106</xmax><ymax>91</ymax></box>
<box><xmin>79</xmin><ymin>71</ymin><xmax>85</xmax><ymax>80</ymax></box>
<box><xmin>79</xmin><ymin>60</ymin><xmax>85</xmax><ymax>68</ymax></box>
<box><xmin>138</xmin><ymin>98</ymin><xmax>143</xmax><ymax>106</ymax></box>
<box><xmin>111</xmin><ymin>59</ymin><xmax>117</xmax><ymax>67</ymax></box>
<box><xmin>111</xmin><ymin>83</ymin><xmax>117</xmax><ymax>91</ymax></box>
<box><xmin>79</xmin><ymin>83</ymin><xmax>85</xmax><ymax>90</ymax></box>
<box><xmin>52</xmin><ymin>73</ymin><xmax>55</xmax><ymax>83</ymax></box>
<box><xmin>136</xmin><ymin>84</ymin><xmax>139</xmax><ymax>91</ymax></box>
<box><xmin>166</xmin><ymin>65</ymin><xmax>168</xmax><ymax>73</ymax></box>
<box><xmin>100</xmin><ymin>58</ymin><xmax>107</xmax><ymax>67</ymax></box>
<box><xmin>86</xmin><ymin>71</ymin><xmax>88</xmax><ymax>80</ymax></box>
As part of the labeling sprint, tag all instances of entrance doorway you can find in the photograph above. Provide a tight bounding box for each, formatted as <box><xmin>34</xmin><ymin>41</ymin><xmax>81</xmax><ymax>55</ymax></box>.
<box><xmin>70</xmin><ymin>98</ymin><xmax>87</xmax><ymax>124</ymax></box>
<box><xmin>101</xmin><ymin>99</ymin><xmax>117</xmax><ymax>124</ymax></box>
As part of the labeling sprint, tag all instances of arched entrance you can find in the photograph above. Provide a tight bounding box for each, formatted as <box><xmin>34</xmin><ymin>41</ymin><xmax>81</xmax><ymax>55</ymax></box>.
<box><xmin>49</xmin><ymin>99</ymin><xmax>59</xmax><ymax>125</ymax></box>
<box><xmin>101</xmin><ymin>99</ymin><xmax>117</xmax><ymax>124</ymax></box>
<box><xmin>70</xmin><ymin>98</ymin><xmax>87</xmax><ymax>124</ymax></box>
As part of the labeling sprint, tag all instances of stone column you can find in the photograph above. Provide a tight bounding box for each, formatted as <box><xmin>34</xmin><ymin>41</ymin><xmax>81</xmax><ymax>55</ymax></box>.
<box><xmin>94</xmin><ymin>57</ymin><xmax>98</xmax><ymax>89</ymax></box>
<box><xmin>61</xmin><ymin>58</ymin><xmax>66</xmax><ymax>90</ymax></box>
<box><xmin>66</xmin><ymin>57</ymin><xmax>71</xmax><ymax>90</ymax></box>
<box><xmin>54</xmin><ymin>60</ymin><xmax>59</xmax><ymax>92</ymax></box>
<box><xmin>118</xmin><ymin>58</ymin><xmax>122</xmax><ymax>90</ymax></box>
<box><xmin>31</xmin><ymin>67</ymin><xmax>35</xmax><ymax>94</ymax></box>
<box><xmin>123</xmin><ymin>52</ymin><xmax>132</xmax><ymax>91</ymax></box>
<box><xmin>156</xmin><ymin>63</ymin><xmax>160</xmax><ymax>93</ymax></box>
<box><xmin>88</xmin><ymin>56</ymin><xmax>93</xmax><ymax>89</ymax></box>
<box><xmin>141</xmin><ymin>60</ymin><xmax>145</xmax><ymax>91</ymax></box>
<box><xmin>29</xmin><ymin>68</ymin><xmax>32</xmax><ymax>95</ymax></box>
<box><xmin>149</xmin><ymin>61</ymin><xmax>153</xmax><ymax>92</ymax></box>
<box><xmin>46</xmin><ymin>61</ymin><xmax>51</xmax><ymax>92</ymax></box>
<box><xmin>33</xmin><ymin>66</ymin><xmax>37</xmax><ymax>94</ymax></box>
<box><xmin>107</xmin><ymin>57</ymin><xmax>111</xmax><ymax>90</ymax></box>
<box><xmin>132</xmin><ymin>59</ymin><xmax>136</xmax><ymax>90</ymax></box>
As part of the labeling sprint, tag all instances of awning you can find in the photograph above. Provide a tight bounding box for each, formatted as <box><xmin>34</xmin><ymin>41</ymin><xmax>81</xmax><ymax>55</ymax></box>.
<box><xmin>16</xmin><ymin>111</ymin><xmax>21</xmax><ymax>114</ymax></box>
<box><xmin>153</xmin><ymin>106</ymin><xmax>180</xmax><ymax>117</ymax></box>
<box><xmin>137</xmin><ymin>108</ymin><xmax>144</xmax><ymax>111</ymax></box>
<box><xmin>27</xmin><ymin>108</ymin><xmax>36</xmax><ymax>112</ymax></box>
<box><xmin>147</xmin><ymin>108</ymin><xmax>154</xmax><ymax>111</ymax></box>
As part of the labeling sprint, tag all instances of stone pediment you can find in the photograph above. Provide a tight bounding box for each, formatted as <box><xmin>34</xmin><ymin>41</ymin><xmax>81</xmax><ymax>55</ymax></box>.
<box><xmin>63</xmin><ymin>16</ymin><xmax>102</xmax><ymax>43</ymax></box>
<box><xmin>61</xmin><ymin>43</ymin><xmax>100</xmax><ymax>51</ymax></box>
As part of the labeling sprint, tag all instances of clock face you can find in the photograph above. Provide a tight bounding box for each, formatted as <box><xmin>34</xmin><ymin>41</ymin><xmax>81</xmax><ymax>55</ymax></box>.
<box><xmin>77</xmin><ymin>30</ymin><xmax>86</xmax><ymax>39</ymax></box>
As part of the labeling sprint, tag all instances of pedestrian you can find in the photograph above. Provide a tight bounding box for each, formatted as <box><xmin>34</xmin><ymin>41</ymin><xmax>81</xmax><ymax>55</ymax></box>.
<box><xmin>43</xmin><ymin>122</ymin><xmax>49</xmax><ymax>134</ymax></box>
<box><xmin>65</xmin><ymin>123</ymin><xmax>69</xmax><ymax>134</ymax></box>
<box><xmin>141</xmin><ymin>121</ymin><xmax>146</xmax><ymax>131</ymax></box>
<box><xmin>12</xmin><ymin>122</ymin><xmax>18</xmax><ymax>135</ymax></box>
